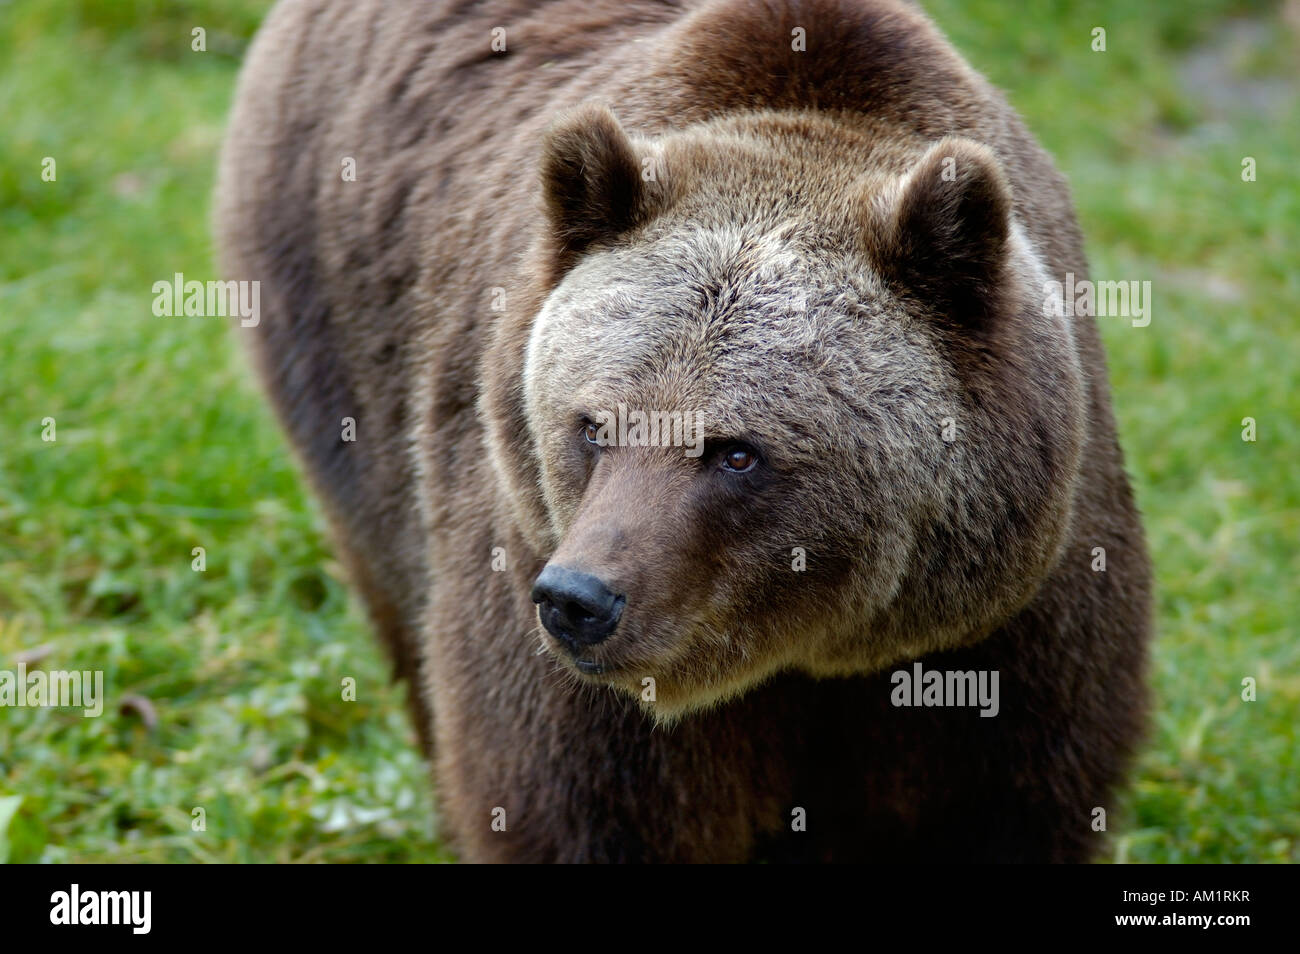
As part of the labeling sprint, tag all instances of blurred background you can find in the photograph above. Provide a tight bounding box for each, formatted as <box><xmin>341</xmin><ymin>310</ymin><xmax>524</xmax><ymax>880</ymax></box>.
<box><xmin>0</xmin><ymin>0</ymin><xmax>1295</xmax><ymax>862</ymax></box>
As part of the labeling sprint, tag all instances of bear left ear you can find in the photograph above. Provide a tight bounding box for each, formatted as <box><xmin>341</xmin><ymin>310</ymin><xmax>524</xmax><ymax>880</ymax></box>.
<box><xmin>539</xmin><ymin>104</ymin><xmax>656</xmax><ymax>270</ymax></box>
<box><xmin>864</xmin><ymin>138</ymin><xmax>1013</xmax><ymax>330</ymax></box>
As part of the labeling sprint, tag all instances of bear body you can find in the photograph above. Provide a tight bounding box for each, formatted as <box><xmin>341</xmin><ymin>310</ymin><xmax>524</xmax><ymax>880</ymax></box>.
<box><xmin>217</xmin><ymin>0</ymin><xmax>1151</xmax><ymax>862</ymax></box>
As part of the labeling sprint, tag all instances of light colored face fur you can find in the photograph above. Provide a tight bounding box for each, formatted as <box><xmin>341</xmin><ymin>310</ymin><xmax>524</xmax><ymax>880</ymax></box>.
<box><xmin>519</xmin><ymin>107</ymin><xmax>1085</xmax><ymax>718</ymax></box>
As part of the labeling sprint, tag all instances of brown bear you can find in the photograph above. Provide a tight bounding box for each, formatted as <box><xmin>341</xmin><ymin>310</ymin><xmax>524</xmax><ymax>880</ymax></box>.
<box><xmin>216</xmin><ymin>0</ymin><xmax>1152</xmax><ymax>862</ymax></box>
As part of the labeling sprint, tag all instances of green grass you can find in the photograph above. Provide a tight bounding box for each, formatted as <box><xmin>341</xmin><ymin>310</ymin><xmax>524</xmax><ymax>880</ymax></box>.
<box><xmin>1</xmin><ymin>0</ymin><xmax>1296</xmax><ymax>862</ymax></box>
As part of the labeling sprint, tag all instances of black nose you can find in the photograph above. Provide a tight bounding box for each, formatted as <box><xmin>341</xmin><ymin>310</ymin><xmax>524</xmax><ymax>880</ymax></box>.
<box><xmin>531</xmin><ymin>565</ymin><xmax>624</xmax><ymax>650</ymax></box>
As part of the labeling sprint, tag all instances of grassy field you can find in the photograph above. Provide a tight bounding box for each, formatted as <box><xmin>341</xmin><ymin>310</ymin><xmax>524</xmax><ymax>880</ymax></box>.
<box><xmin>0</xmin><ymin>0</ymin><xmax>1295</xmax><ymax>863</ymax></box>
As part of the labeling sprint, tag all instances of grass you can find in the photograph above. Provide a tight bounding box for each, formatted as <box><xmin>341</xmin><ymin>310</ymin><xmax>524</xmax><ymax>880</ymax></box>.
<box><xmin>0</xmin><ymin>0</ymin><xmax>1296</xmax><ymax>862</ymax></box>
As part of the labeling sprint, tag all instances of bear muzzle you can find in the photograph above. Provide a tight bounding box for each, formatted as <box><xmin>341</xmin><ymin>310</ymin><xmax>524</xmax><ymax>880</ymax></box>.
<box><xmin>531</xmin><ymin>564</ymin><xmax>626</xmax><ymax>656</ymax></box>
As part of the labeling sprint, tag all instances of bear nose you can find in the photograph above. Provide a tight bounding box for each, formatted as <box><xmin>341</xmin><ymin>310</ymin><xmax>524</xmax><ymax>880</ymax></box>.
<box><xmin>531</xmin><ymin>565</ymin><xmax>625</xmax><ymax>650</ymax></box>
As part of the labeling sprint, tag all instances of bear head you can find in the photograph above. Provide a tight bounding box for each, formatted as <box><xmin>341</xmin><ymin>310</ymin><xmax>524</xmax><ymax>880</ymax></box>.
<box><xmin>489</xmin><ymin>103</ymin><xmax>1085</xmax><ymax>719</ymax></box>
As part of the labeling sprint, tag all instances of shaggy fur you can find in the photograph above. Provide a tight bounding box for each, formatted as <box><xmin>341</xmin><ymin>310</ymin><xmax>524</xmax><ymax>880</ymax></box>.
<box><xmin>216</xmin><ymin>0</ymin><xmax>1152</xmax><ymax>862</ymax></box>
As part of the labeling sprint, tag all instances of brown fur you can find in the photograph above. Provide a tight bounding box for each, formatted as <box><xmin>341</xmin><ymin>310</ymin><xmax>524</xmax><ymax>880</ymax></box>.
<box><xmin>216</xmin><ymin>0</ymin><xmax>1152</xmax><ymax>862</ymax></box>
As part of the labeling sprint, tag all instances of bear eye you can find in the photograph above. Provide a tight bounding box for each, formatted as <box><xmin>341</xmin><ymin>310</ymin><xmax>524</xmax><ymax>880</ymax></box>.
<box><xmin>720</xmin><ymin>444</ymin><xmax>759</xmax><ymax>474</ymax></box>
<box><xmin>581</xmin><ymin>421</ymin><xmax>601</xmax><ymax>445</ymax></box>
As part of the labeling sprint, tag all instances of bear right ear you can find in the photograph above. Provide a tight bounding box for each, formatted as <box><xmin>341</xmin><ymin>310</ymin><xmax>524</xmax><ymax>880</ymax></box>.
<box><xmin>539</xmin><ymin>104</ymin><xmax>654</xmax><ymax>269</ymax></box>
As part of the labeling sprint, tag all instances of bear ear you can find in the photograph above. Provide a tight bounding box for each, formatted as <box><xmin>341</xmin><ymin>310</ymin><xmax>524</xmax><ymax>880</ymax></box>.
<box><xmin>864</xmin><ymin>138</ymin><xmax>1013</xmax><ymax>330</ymax></box>
<box><xmin>539</xmin><ymin>104</ymin><xmax>653</xmax><ymax>269</ymax></box>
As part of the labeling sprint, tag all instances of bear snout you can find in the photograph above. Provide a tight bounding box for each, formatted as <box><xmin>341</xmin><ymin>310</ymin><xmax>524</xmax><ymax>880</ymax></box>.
<box><xmin>531</xmin><ymin>564</ymin><xmax>626</xmax><ymax>653</ymax></box>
